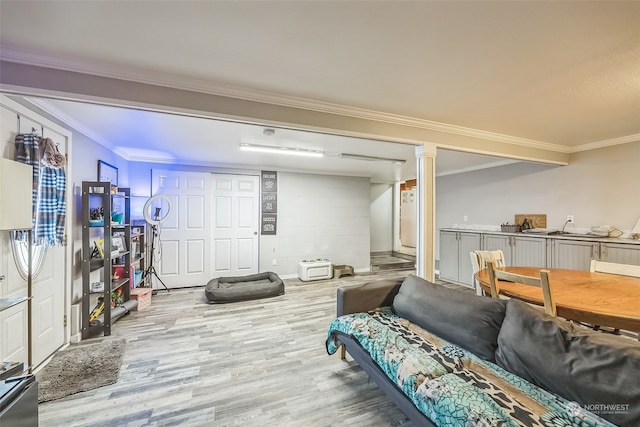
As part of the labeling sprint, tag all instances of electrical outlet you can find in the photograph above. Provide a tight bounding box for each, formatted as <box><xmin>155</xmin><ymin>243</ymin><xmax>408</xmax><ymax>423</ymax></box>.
<box><xmin>567</xmin><ymin>215</ymin><xmax>574</xmax><ymax>223</ymax></box>
<box><xmin>463</xmin><ymin>215</ymin><xmax>468</xmax><ymax>222</ymax></box>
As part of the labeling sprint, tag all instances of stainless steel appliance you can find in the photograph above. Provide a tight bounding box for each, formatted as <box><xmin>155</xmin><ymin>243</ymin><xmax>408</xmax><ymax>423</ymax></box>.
<box><xmin>0</xmin><ymin>375</ymin><xmax>38</xmax><ymax>427</ymax></box>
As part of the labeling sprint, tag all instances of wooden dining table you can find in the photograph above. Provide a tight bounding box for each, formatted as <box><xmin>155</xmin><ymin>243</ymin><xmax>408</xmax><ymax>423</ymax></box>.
<box><xmin>476</xmin><ymin>267</ymin><xmax>640</xmax><ymax>332</ymax></box>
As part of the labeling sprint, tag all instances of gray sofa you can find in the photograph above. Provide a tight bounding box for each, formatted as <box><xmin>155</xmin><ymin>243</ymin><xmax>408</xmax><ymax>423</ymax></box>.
<box><xmin>326</xmin><ymin>275</ymin><xmax>640</xmax><ymax>426</ymax></box>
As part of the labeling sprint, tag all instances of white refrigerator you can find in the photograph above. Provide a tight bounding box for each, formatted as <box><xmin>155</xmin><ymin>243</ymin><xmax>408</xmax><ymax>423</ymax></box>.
<box><xmin>400</xmin><ymin>189</ymin><xmax>416</xmax><ymax>248</ymax></box>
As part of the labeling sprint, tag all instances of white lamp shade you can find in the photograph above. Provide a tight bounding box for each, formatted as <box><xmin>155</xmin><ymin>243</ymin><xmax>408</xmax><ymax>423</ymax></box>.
<box><xmin>0</xmin><ymin>158</ymin><xmax>33</xmax><ymax>230</ymax></box>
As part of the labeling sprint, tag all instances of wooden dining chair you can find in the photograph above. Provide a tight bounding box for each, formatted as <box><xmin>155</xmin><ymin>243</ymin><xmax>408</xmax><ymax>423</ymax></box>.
<box><xmin>487</xmin><ymin>261</ymin><xmax>556</xmax><ymax>316</ymax></box>
<box><xmin>470</xmin><ymin>250</ymin><xmax>506</xmax><ymax>296</ymax></box>
<box><xmin>590</xmin><ymin>259</ymin><xmax>640</xmax><ymax>277</ymax></box>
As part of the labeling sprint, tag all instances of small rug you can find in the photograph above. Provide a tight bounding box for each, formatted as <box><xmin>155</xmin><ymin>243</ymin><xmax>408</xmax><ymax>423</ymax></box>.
<box><xmin>37</xmin><ymin>338</ymin><xmax>126</xmax><ymax>403</ymax></box>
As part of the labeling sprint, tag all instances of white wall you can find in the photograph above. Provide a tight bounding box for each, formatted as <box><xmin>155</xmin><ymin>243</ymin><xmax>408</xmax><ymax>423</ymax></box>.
<box><xmin>130</xmin><ymin>163</ymin><xmax>372</xmax><ymax>278</ymax></box>
<box><xmin>435</xmin><ymin>141</ymin><xmax>640</xmax><ymax>259</ymax></box>
<box><xmin>370</xmin><ymin>183</ymin><xmax>394</xmax><ymax>253</ymax></box>
<box><xmin>275</xmin><ymin>172</ymin><xmax>371</xmax><ymax>276</ymax></box>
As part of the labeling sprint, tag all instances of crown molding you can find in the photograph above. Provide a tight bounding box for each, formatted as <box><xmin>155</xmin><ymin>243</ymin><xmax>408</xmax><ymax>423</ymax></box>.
<box><xmin>571</xmin><ymin>133</ymin><xmax>640</xmax><ymax>152</ymax></box>
<box><xmin>3</xmin><ymin>47</ymin><xmax>637</xmax><ymax>155</ymax></box>
<box><xmin>24</xmin><ymin>97</ymin><xmax>114</xmax><ymax>149</ymax></box>
<box><xmin>436</xmin><ymin>159</ymin><xmax>519</xmax><ymax>177</ymax></box>
<box><xmin>27</xmin><ymin>97</ymin><xmax>182</xmax><ymax>163</ymax></box>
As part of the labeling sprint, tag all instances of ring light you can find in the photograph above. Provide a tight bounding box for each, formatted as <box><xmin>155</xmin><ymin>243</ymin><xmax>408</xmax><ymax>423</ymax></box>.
<box><xmin>143</xmin><ymin>194</ymin><xmax>173</xmax><ymax>225</ymax></box>
<box><xmin>142</xmin><ymin>194</ymin><xmax>172</xmax><ymax>293</ymax></box>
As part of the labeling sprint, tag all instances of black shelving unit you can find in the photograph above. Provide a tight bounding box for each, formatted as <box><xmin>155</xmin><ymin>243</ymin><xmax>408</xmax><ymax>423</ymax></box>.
<box><xmin>81</xmin><ymin>182</ymin><xmax>136</xmax><ymax>338</ymax></box>
<box><xmin>130</xmin><ymin>220</ymin><xmax>148</xmax><ymax>288</ymax></box>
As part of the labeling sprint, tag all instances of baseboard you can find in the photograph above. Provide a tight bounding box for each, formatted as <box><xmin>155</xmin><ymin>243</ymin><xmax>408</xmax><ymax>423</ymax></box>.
<box><xmin>281</xmin><ymin>266</ymin><xmax>371</xmax><ymax>281</ymax></box>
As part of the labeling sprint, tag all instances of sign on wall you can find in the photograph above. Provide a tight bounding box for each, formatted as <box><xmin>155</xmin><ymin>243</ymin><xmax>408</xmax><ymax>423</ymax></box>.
<box><xmin>261</xmin><ymin>213</ymin><xmax>277</xmax><ymax>235</ymax></box>
<box><xmin>261</xmin><ymin>171</ymin><xmax>277</xmax><ymax>235</ymax></box>
<box><xmin>262</xmin><ymin>193</ymin><xmax>277</xmax><ymax>213</ymax></box>
<box><xmin>262</xmin><ymin>171</ymin><xmax>277</xmax><ymax>192</ymax></box>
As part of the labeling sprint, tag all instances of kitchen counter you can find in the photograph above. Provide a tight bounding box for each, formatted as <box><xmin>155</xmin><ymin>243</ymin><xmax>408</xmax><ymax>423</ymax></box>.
<box><xmin>0</xmin><ymin>297</ymin><xmax>28</xmax><ymax>312</ymax></box>
<box><xmin>439</xmin><ymin>228</ymin><xmax>640</xmax><ymax>287</ymax></box>
<box><xmin>440</xmin><ymin>228</ymin><xmax>640</xmax><ymax>245</ymax></box>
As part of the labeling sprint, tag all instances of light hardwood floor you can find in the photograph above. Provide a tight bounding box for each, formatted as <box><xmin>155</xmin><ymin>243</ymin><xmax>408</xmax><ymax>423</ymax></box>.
<box><xmin>38</xmin><ymin>270</ymin><xmax>429</xmax><ymax>427</ymax></box>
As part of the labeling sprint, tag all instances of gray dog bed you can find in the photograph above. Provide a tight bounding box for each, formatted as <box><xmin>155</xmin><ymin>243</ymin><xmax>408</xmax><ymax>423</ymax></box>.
<box><xmin>205</xmin><ymin>271</ymin><xmax>284</xmax><ymax>303</ymax></box>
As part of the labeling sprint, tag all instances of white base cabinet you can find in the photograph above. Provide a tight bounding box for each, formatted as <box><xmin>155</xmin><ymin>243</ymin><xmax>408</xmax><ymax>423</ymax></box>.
<box><xmin>0</xmin><ymin>300</ymin><xmax>28</xmax><ymax>365</ymax></box>
<box><xmin>600</xmin><ymin>242</ymin><xmax>640</xmax><ymax>265</ymax></box>
<box><xmin>481</xmin><ymin>234</ymin><xmax>511</xmax><ymax>262</ymax></box>
<box><xmin>439</xmin><ymin>231</ymin><xmax>481</xmax><ymax>288</ymax></box>
<box><xmin>550</xmin><ymin>240</ymin><xmax>640</xmax><ymax>271</ymax></box>
<box><xmin>483</xmin><ymin>233</ymin><xmax>547</xmax><ymax>267</ymax></box>
<box><xmin>549</xmin><ymin>239</ymin><xmax>598</xmax><ymax>270</ymax></box>
<box><xmin>440</xmin><ymin>229</ymin><xmax>640</xmax><ymax>284</ymax></box>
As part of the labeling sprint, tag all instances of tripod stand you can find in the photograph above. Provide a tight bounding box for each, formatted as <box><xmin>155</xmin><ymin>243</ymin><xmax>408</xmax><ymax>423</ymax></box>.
<box><xmin>142</xmin><ymin>222</ymin><xmax>169</xmax><ymax>293</ymax></box>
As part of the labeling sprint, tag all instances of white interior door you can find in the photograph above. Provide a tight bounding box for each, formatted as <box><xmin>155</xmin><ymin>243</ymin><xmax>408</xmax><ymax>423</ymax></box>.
<box><xmin>19</xmin><ymin>115</ymin><xmax>66</xmax><ymax>367</ymax></box>
<box><xmin>152</xmin><ymin>169</ymin><xmax>211</xmax><ymax>288</ymax></box>
<box><xmin>33</xmin><ymin>125</ymin><xmax>67</xmax><ymax>365</ymax></box>
<box><xmin>1</xmin><ymin>98</ymin><xmax>68</xmax><ymax>368</ymax></box>
<box><xmin>212</xmin><ymin>174</ymin><xmax>260</xmax><ymax>277</ymax></box>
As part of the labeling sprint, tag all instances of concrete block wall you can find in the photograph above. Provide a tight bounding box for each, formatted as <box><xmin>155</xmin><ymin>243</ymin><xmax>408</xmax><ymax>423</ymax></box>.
<box><xmin>275</xmin><ymin>172</ymin><xmax>371</xmax><ymax>277</ymax></box>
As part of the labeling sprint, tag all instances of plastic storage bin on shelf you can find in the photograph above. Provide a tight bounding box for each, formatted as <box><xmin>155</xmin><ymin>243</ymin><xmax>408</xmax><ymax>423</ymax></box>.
<box><xmin>133</xmin><ymin>270</ymin><xmax>143</xmax><ymax>287</ymax></box>
<box><xmin>298</xmin><ymin>259</ymin><xmax>333</xmax><ymax>281</ymax></box>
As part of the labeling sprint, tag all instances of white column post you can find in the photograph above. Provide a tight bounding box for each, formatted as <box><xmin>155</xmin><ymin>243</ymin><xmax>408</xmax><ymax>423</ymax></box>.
<box><xmin>415</xmin><ymin>144</ymin><xmax>437</xmax><ymax>281</ymax></box>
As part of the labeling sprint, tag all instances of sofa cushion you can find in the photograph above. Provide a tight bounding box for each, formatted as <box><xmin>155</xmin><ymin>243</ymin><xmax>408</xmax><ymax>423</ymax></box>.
<box><xmin>392</xmin><ymin>275</ymin><xmax>507</xmax><ymax>361</ymax></box>
<box><xmin>495</xmin><ymin>299</ymin><xmax>640</xmax><ymax>426</ymax></box>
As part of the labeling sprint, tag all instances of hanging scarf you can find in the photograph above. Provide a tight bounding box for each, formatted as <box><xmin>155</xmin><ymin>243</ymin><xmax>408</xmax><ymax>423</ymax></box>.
<box><xmin>40</xmin><ymin>137</ymin><xmax>66</xmax><ymax>169</ymax></box>
<box><xmin>38</xmin><ymin>138</ymin><xmax>66</xmax><ymax>246</ymax></box>
<box><xmin>14</xmin><ymin>133</ymin><xmax>67</xmax><ymax>246</ymax></box>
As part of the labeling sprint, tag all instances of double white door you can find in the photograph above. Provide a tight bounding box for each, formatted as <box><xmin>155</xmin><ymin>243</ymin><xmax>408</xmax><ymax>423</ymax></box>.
<box><xmin>151</xmin><ymin>170</ymin><xmax>259</xmax><ymax>288</ymax></box>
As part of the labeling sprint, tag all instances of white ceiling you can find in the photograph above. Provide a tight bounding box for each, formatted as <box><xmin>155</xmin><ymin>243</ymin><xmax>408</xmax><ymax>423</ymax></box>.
<box><xmin>1</xmin><ymin>1</ymin><xmax>639</xmax><ymax>181</ymax></box>
<box><xmin>27</xmin><ymin>97</ymin><xmax>424</xmax><ymax>183</ymax></box>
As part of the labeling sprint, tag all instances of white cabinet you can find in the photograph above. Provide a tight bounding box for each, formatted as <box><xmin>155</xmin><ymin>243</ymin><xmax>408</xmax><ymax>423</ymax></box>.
<box><xmin>550</xmin><ymin>239</ymin><xmax>598</xmax><ymax>270</ymax></box>
<box><xmin>439</xmin><ymin>230</ymin><xmax>481</xmax><ymax>288</ymax></box>
<box><xmin>440</xmin><ymin>228</ymin><xmax>640</xmax><ymax>285</ymax></box>
<box><xmin>512</xmin><ymin>236</ymin><xmax>547</xmax><ymax>267</ymax></box>
<box><xmin>600</xmin><ymin>242</ymin><xmax>640</xmax><ymax>265</ymax></box>
<box><xmin>0</xmin><ymin>299</ymin><xmax>28</xmax><ymax>364</ymax></box>
<box><xmin>550</xmin><ymin>240</ymin><xmax>640</xmax><ymax>271</ymax></box>
<box><xmin>482</xmin><ymin>234</ymin><xmax>511</xmax><ymax>261</ymax></box>
<box><xmin>483</xmin><ymin>233</ymin><xmax>547</xmax><ymax>267</ymax></box>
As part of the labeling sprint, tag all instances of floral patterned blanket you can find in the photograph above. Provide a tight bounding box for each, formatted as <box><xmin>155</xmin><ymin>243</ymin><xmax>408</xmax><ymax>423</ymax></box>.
<box><xmin>326</xmin><ymin>308</ymin><xmax>614</xmax><ymax>427</ymax></box>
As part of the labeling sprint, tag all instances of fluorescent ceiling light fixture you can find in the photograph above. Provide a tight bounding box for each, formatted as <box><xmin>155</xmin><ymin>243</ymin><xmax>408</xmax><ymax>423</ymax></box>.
<box><xmin>240</xmin><ymin>143</ymin><xmax>324</xmax><ymax>157</ymax></box>
<box><xmin>339</xmin><ymin>153</ymin><xmax>406</xmax><ymax>164</ymax></box>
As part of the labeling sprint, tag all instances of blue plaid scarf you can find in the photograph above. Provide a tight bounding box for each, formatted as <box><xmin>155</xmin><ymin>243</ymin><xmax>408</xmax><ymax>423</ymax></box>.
<box><xmin>14</xmin><ymin>133</ymin><xmax>66</xmax><ymax>246</ymax></box>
